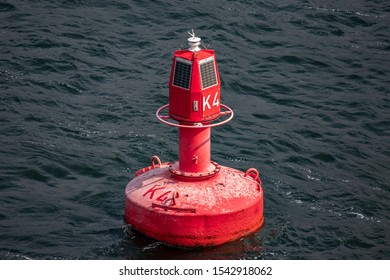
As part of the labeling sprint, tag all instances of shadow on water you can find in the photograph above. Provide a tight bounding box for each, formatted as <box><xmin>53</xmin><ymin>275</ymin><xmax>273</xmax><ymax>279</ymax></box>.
<box><xmin>89</xmin><ymin>225</ymin><xmax>268</xmax><ymax>260</ymax></box>
<box><xmin>83</xmin><ymin>215</ymin><xmax>296</xmax><ymax>260</ymax></box>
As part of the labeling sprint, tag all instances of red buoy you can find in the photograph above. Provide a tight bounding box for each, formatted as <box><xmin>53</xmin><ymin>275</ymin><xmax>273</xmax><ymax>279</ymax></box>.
<box><xmin>124</xmin><ymin>32</ymin><xmax>264</xmax><ymax>247</ymax></box>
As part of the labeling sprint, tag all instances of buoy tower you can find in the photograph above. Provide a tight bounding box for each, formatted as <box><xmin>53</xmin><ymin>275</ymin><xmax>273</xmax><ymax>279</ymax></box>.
<box><xmin>124</xmin><ymin>32</ymin><xmax>264</xmax><ymax>247</ymax></box>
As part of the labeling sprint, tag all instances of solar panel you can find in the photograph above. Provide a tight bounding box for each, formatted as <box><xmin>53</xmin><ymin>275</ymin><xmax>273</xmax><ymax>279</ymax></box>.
<box><xmin>199</xmin><ymin>57</ymin><xmax>217</xmax><ymax>89</ymax></box>
<box><xmin>173</xmin><ymin>58</ymin><xmax>192</xmax><ymax>89</ymax></box>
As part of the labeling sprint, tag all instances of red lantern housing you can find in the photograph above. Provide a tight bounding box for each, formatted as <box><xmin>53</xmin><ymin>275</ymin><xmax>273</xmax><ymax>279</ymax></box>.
<box><xmin>169</xmin><ymin>48</ymin><xmax>221</xmax><ymax>122</ymax></box>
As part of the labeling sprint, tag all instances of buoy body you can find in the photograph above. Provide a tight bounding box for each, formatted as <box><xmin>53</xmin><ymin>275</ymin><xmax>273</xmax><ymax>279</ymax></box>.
<box><xmin>125</xmin><ymin>163</ymin><xmax>263</xmax><ymax>247</ymax></box>
<box><xmin>124</xmin><ymin>33</ymin><xmax>264</xmax><ymax>247</ymax></box>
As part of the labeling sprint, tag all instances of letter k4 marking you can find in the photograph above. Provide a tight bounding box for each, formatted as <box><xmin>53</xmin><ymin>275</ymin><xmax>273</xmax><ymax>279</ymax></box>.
<box><xmin>143</xmin><ymin>184</ymin><xmax>166</xmax><ymax>199</ymax></box>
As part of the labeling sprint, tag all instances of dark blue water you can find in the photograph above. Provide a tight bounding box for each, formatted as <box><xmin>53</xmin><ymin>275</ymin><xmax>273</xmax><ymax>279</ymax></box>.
<box><xmin>1</xmin><ymin>0</ymin><xmax>389</xmax><ymax>259</ymax></box>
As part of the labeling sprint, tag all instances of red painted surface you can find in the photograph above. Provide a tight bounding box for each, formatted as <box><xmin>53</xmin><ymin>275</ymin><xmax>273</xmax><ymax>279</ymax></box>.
<box><xmin>124</xmin><ymin>35</ymin><xmax>264</xmax><ymax>247</ymax></box>
<box><xmin>179</xmin><ymin>126</ymin><xmax>210</xmax><ymax>173</ymax></box>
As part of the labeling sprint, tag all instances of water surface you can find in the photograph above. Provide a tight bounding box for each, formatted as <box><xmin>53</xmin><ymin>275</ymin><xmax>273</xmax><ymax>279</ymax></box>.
<box><xmin>0</xmin><ymin>0</ymin><xmax>389</xmax><ymax>259</ymax></box>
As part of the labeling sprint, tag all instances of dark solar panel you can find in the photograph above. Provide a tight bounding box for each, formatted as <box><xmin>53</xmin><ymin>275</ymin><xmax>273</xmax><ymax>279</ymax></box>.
<box><xmin>173</xmin><ymin>59</ymin><xmax>192</xmax><ymax>89</ymax></box>
<box><xmin>200</xmin><ymin>58</ymin><xmax>217</xmax><ymax>89</ymax></box>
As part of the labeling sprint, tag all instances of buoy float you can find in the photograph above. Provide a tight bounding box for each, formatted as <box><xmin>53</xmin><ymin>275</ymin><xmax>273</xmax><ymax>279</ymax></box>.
<box><xmin>124</xmin><ymin>32</ymin><xmax>264</xmax><ymax>247</ymax></box>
